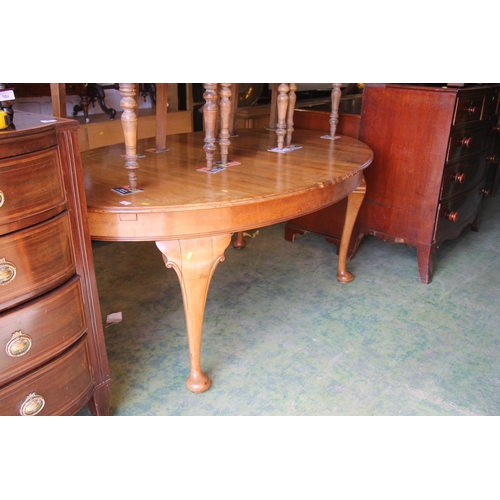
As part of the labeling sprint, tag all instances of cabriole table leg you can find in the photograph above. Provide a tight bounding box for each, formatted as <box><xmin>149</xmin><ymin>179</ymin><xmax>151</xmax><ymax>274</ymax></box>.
<box><xmin>156</xmin><ymin>234</ymin><xmax>232</xmax><ymax>393</ymax></box>
<box><xmin>337</xmin><ymin>178</ymin><xmax>366</xmax><ymax>283</ymax></box>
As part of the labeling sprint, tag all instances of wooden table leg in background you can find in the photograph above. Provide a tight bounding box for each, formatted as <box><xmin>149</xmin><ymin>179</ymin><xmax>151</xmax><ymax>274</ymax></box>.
<box><xmin>155</xmin><ymin>83</ymin><xmax>168</xmax><ymax>152</ymax></box>
<box><xmin>276</xmin><ymin>83</ymin><xmax>289</xmax><ymax>150</ymax></box>
<box><xmin>268</xmin><ymin>83</ymin><xmax>279</xmax><ymax>130</ymax></box>
<box><xmin>50</xmin><ymin>83</ymin><xmax>67</xmax><ymax>118</ymax></box>
<box><xmin>119</xmin><ymin>83</ymin><xmax>140</xmax><ymax>190</ymax></box>
<box><xmin>330</xmin><ymin>83</ymin><xmax>342</xmax><ymax>139</ymax></box>
<box><xmin>219</xmin><ymin>84</ymin><xmax>231</xmax><ymax>164</ymax></box>
<box><xmin>232</xmin><ymin>231</ymin><xmax>246</xmax><ymax>249</ymax></box>
<box><xmin>156</xmin><ymin>234</ymin><xmax>232</xmax><ymax>393</ymax></box>
<box><xmin>229</xmin><ymin>83</ymin><xmax>239</xmax><ymax>137</ymax></box>
<box><xmin>337</xmin><ymin>178</ymin><xmax>366</xmax><ymax>283</ymax></box>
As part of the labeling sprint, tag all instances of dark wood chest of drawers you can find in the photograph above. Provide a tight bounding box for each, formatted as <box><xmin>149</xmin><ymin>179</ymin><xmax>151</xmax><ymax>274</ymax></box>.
<box><xmin>0</xmin><ymin>112</ymin><xmax>110</xmax><ymax>415</ymax></box>
<box><xmin>286</xmin><ymin>84</ymin><xmax>500</xmax><ymax>283</ymax></box>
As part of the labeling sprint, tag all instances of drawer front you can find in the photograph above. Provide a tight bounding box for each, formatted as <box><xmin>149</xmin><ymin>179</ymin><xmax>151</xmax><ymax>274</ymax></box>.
<box><xmin>435</xmin><ymin>182</ymin><xmax>485</xmax><ymax>240</ymax></box>
<box><xmin>447</xmin><ymin>125</ymin><xmax>486</xmax><ymax>162</ymax></box>
<box><xmin>483</xmin><ymin>88</ymin><xmax>500</xmax><ymax>118</ymax></box>
<box><xmin>0</xmin><ymin>337</ymin><xmax>94</xmax><ymax>416</ymax></box>
<box><xmin>453</xmin><ymin>94</ymin><xmax>484</xmax><ymax>125</ymax></box>
<box><xmin>0</xmin><ymin>276</ymin><xmax>87</xmax><ymax>386</ymax></box>
<box><xmin>0</xmin><ymin>147</ymin><xmax>66</xmax><ymax>235</ymax></box>
<box><xmin>0</xmin><ymin>212</ymin><xmax>76</xmax><ymax>312</ymax></box>
<box><xmin>0</xmin><ymin>127</ymin><xmax>58</xmax><ymax>159</ymax></box>
<box><xmin>440</xmin><ymin>153</ymin><xmax>488</xmax><ymax>201</ymax></box>
<box><xmin>484</xmin><ymin>115</ymin><xmax>500</xmax><ymax>150</ymax></box>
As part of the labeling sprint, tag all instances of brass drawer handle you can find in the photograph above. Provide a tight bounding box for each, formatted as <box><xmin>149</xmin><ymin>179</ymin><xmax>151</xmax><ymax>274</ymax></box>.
<box><xmin>481</xmin><ymin>188</ymin><xmax>491</xmax><ymax>197</ymax></box>
<box><xmin>445</xmin><ymin>211</ymin><xmax>459</xmax><ymax>222</ymax></box>
<box><xmin>467</xmin><ymin>105</ymin><xmax>477</xmax><ymax>115</ymax></box>
<box><xmin>452</xmin><ymin>173</ymin><xmax>466</xmax><ymax>184</ymax></box>
<box><xmin>0</xmin><ymin>189</ymin><xmax>4</xmax><ymax>208</ymax></box>
<box><xmin>20</xmin><ymin>393</ymin><xmax>45</xmax><ymax>416</ymax></box>
<box><xmin>459</xmin><ymin>137</ymin><xmax>472</xmax><ymax>148</ymax></box>
<box><xmin>0</xmin><ymin>258</ymin><xmax>17</xmax><ymax>286</ymax></box>
<box><xmin>486</xmin><ymin>155</ymin><xmax>497</xmax><ymax>163</ymax></box>
<box><xmin>6</xmin><ymin>330</ymin><xmax>32</xmax><ymax>357</ymax></box>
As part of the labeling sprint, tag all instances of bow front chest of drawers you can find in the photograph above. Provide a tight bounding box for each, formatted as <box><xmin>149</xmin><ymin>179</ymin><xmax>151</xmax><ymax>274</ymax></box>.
<box><xmin>0</xmin><ymin>112</ymin><xmax>110</xmax><ymax>416</ymax></box>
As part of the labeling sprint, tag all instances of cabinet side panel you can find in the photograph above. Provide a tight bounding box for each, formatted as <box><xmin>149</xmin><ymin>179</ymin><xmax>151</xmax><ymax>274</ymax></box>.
<box><xmin>358</xmin><ymin>85</ymin><xmax>457</xmax><ymax>245</ymax></box>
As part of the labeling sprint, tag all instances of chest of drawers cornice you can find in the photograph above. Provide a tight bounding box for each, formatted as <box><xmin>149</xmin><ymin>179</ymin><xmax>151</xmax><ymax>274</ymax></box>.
<box><xmin>0</xmin><ymin>112</ymin><xmax>110</xmax><ymax>416</ymax></box>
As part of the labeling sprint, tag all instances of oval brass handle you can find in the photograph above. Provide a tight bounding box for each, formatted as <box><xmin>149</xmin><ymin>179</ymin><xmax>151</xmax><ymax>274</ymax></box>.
<box><xmin>6</xmin><ymin>330</ymin><xmax>32</xmax><ymax>357</ymax></box>
<box><xmin>452</xmin><ymin>173</ymin><xmax>466</xmax><ymax>184</ymax></box>
<box><xmin>481</xmin><ymin>189</ymin><xmax>491</xmax><ymax>197</ymax></box>
<box><xmin>0</xmin><ymin>258</ymin><xmax>17</xmax><ymax>286</ymax></box>
<box><xmin>20</xmin><ymin>393</ymin><xmax>45</xmax><ymax>416</ymax></box>
<box><xmin>0</xmin><ymin>189</ymin><xmax>4</xmax><ymax>208</ymax></box>
<box><xmin>445</xmin><ymin>211</ymin><xmax>459</xmax><ymax>222</ymax></box>
<box><xmin>460</xmin><ymin>137</ymin><xmax>472</xmax><ymax>148</ymax></box>
<box><xmin>467</xmin><ymin>106</ymin><xmax>477</xmax><ymax>114</ymax></box>
<box><xmin>486</xmin><ymin>155</ymin><xmax>497</xmax><ymax>163</ymax></box>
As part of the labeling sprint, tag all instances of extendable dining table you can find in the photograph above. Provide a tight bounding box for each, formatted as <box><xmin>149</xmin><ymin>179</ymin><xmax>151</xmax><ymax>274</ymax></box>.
<box><xmin>80</xmin><ymin>84</ymin><xmax>373</xmax><ymax>393</ymax></box>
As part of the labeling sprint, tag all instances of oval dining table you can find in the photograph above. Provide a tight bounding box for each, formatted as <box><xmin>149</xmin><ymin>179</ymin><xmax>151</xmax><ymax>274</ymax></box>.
<box><xmin>81</xmin><ymin>127</ymin><xmax>373</xmax><ymax>393</ymax></box>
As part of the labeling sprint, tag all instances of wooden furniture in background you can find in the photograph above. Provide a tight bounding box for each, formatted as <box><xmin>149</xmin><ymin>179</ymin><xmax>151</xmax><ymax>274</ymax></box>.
<box><xmin>0</xmin><ymin>112</ymin><xmax>110</xmax><ymax>416</ymax></box>
<box><xmin>8</xmin><ymin>83</ymin><xmax>193</xmax><ymax>152</ymax></box>
<box><xmin>81</xmin><ymin>117</ymin><xmax>373</xmax><ymax>393</ymax></box>
<box><xmin>286</xmin><ymin>83</ymin><xmax>500</xmax><ymax>283</ymax></box>
<box><xmin>484</xmin><ymin>111</ymin><xmax>500</xmax><ymax>196</ymax></box>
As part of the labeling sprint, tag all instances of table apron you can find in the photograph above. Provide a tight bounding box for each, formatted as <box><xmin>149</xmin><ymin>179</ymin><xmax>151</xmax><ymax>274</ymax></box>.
<box><xmin>87</xmin><ymin>172</ymin><xmax>364</xmax><ymax>241</ymax></box>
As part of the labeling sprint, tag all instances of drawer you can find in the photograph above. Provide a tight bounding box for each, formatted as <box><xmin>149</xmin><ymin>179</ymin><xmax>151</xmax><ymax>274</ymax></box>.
<box><xmin>483</xmin><ymin>88</ymin><xmax>500</xmax><ymax>118</ymax></box>
<box><xmin>440</xmin><ymin>153</ymin><xmax>488</xmax><ymax>201</ymax></box>
<box><xmin>0</xmin><ymin>212</ymin><xmax>76</xmax><ymax>312</ymax></box>
<box><xmin>0</xmin><ymin>127</ymin><xmax>58</xmax><ymax>160</ymax></box>
<box><xmin>447</xmin><ymin>125</ymin><xmax>486</xmax><ymax>162</ymax></box>
<box><xmin>0</xmin><ymin>336</ymin><xmax>94</xmax><ymax>416</ymax></box>
<box><xmin>484</xmin><ymin>116</ymin><xmax>500</xmax><ymax>150</ymax></box>
<box><xmin>0</xmin><ymin>276</ymin><xmax>87</xmax><ymax>386</ymax></box>
<box><xmin>0</xmin><ymin>147</ymin><xmax>66</xmax><ymax>236</ymax></box>
<box><xmin>453</xmin><ymin>94</ymin><xmax>484</xmax><ymax>125</ymax></box>
<box><xmin>435</xmin><ymin>181</ymin><xmax>485</xmax><ymax>240</ymax></box>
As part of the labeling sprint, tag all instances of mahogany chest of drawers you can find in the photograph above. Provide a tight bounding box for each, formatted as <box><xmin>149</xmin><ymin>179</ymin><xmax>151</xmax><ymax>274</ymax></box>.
<box><xmin>286</xmin><ymin>84</ymin><xmax>500</xmax><ymax>283</ymax></box>
<box><xmin>0</xmin><ymin>112</ymin><xmax>110</xmax><ymax>415</ymax></box>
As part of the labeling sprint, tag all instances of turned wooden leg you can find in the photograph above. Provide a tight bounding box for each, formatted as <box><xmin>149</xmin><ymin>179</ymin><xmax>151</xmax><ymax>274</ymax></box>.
<box><xmin>219</xmin><ymin>84</ymin><xmax>232</xmax><ymax>164</ymax></box>
<box><xmin>337</xmin><ymin>178</ymin><xmax>366</xmax><ymax>283</ymax></box>
<box><xmin>232</xmin><ymin>231</ymin><xmax>246</xmax><ymax>249</ymax></box>
<box><xmin>286</xmin><ymin>83</ymin><xmax>297</xmax><ymax>148</ymax></box>
<box><xmin>156</xmin><ymin>234</ymin><xmax>232</xmax><ymax>393</ymax></box>
<box><xmin>119</xmin><ymin>83</ymin><xmax>140</xmax><ymax>190</ymax></box>
<box><xmin>268</xmin><ymin>83</ymin><xmax>279</xmax><ymax>130</ymax></box>
<box><xmin>329</xmin><ymin>83</ymin><xmax>342</xmax><ymax>139</ymax></box>
<box><xmin>203</xmin><ymin>83</ymin><xmax>218</xmax><ymax>169</ymax></box>
<box><xmin>276</xmin><ymin>83</ymin><xmax>289</xmax><ymax>150</ymax></box>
